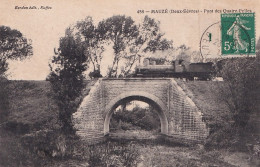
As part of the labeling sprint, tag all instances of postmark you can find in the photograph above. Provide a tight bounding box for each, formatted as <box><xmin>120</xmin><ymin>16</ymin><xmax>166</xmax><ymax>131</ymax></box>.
<box><xmin>200</xmin><ymin>13</ymin><xmax>255</xmax><ymax>59</ymax></box>
<box><xmin>200</xmin><ymin>22</ymin><xmax>222</xmax><ymax>60</ymax></box>
<box><xmin>221</xmin><ymin>13</ymin><xmax>255</xmax><ymax>55</ymax></box>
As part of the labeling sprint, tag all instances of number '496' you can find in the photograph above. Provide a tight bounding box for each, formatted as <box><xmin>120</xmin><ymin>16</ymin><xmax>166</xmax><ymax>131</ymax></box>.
<box><xmin>137</xmin><ymin>10</ymin><xmax>144</xmax><ymax>14</ymax></box>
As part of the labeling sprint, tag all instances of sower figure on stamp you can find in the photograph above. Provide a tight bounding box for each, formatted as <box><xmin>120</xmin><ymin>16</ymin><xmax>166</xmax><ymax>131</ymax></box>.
<box><xmin>227</xmin><ymin>15</ymin><xmax>251</xmax><ymax>53</ymax></box>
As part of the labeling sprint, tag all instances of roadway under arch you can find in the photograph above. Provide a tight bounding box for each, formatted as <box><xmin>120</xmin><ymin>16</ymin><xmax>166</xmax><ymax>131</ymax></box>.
<box><xmin>104</xmin><ymin>91</ymin><xmax>169</xmax><ymax>135</ymax></box>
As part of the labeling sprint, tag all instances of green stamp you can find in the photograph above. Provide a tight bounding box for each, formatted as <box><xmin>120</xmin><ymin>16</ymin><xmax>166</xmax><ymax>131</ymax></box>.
<box><xmin>221</xmin><ymin>13</ymin><xmax>255</xmax><ymax>55</ymax></box>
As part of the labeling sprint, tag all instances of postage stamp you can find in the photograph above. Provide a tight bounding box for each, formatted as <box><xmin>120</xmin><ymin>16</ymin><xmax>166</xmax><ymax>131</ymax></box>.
<box><xmin>221</xmin><ymin>13</ymin><xmax>255</xmax><ymax>55</ymax></box>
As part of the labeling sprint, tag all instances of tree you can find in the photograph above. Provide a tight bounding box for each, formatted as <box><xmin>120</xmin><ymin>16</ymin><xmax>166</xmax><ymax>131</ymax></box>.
<box><xmin>74</xmin><ymin>15</ymin><xmax>172</xmax><ymax>78</ymax></box>
<box><xmin>219</xmin><ymin>57</ymin><xmax>259</xmax><ymax>128</ymax></box>
<box><xmin>0</xmin><ymin>26</ymin><xmax>33</xmax><ymax>75</ymax></box>
<box><xmin>122</xmin><ymin>16</ymin><xmax>173</xmax><ymax>76</ymax></box>
<box><xmin>47</xmin><ymin>28</ymin><xmax>88</xmax><ymax>133</ymax></box>
<box><xmin>0</xmin><ymin>26</ymin><xmax>32</xmax><ymax>122</ymax></box>
<box><xmin>67</xmin><ymin>15</ymin><xmax>173</xmax><ymax>78</ymax></box>
<box><xmin>75</xmin><ymin>17</ymin><xmax>105</xmax><ymax>74</ymax></box>
<box><xmin>97</xmin><ymin>15</ymin><xmax>139</xmax><ymax>77</ymax></box>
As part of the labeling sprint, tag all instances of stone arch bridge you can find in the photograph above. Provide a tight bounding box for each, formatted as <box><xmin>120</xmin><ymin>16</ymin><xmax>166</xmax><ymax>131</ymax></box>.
<box><xmin>73</xmin><ymin>78</ymin><xmax>209</xmax><ymax>144</ymax></box>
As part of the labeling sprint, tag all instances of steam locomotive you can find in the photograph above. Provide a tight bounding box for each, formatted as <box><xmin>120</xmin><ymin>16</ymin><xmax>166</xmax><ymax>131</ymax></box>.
<box><xmin>133</xmin><ymin>59</ymin><xmax>216</xmax><ymax>80</ymax></box>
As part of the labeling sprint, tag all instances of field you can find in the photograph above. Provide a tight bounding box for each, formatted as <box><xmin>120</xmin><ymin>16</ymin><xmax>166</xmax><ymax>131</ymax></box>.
<box><xmin>0</xmin><ymin>80</ymin><xmax>259</xmax><ymax>167</ymax></box>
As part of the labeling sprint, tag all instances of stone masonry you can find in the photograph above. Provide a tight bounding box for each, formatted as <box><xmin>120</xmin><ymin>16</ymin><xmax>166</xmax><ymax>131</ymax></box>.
<box><xmin>72</xmin><ymin>78</ymin><xmax>209</xmax><ymax>144</ymax></box>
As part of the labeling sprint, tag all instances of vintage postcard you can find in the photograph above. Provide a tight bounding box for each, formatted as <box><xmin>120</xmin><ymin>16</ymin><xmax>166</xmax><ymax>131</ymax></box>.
<box><xmin>0</xmin><ymin>0</ymin><xmax>259</xmax><ymax>166</ymax></box>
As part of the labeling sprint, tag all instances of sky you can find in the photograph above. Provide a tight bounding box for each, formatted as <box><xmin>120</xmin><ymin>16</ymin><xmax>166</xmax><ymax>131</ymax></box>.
<box><xmin>0</xmin><ymin>0</ymin><xmax>259</xmax><ymax>80</ymax></box>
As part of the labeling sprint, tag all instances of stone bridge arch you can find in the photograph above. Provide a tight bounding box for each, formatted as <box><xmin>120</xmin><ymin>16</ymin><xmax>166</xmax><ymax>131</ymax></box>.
<box><xmin>73</xmin><ymin>78</ymin><xmax>209</xmax><ymax>144</ymax></box>
<box><xmin>104</xmin><ymin>91</ymin><xmax>169</xmax><ymax>135</ymax></box>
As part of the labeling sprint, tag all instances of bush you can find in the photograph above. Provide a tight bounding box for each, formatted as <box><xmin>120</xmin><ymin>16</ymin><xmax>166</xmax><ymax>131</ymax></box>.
<box><xmin>207</xmin><ymin>57</ymin><xmax>260</xmax><ymax>150</ymax></box>
<box><xmin>86</xmin><ymin>142</ymin><xmax>141</xmax><ymax>167</ymax></box>
<box><xmin>111</xmin><ymin>105</ymin><xmax>160</xmax><ymax>131</ymax></box>
<box><xmin>0</xmin><ymin>129</ymin><xmax>48</xmax><ymax>167</ymax></box>
<box><xmin>21</xmin><ymin>129</ymin><xmax>80</xmax><ymax>159</ymax></box>
<box><xmin>219</xmin><ymin>57</ymin><xmax>259</xmax><ymax>128</ymax></box>
<box><xmin>47</xmin><ymin>29</ymin><xmax>88</xmax><ymax>133</ymax></box>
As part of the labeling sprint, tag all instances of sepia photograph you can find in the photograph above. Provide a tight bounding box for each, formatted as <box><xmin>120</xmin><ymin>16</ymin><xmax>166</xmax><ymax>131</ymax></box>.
<box><xmin>0</xmin><ymin>0</ymin><xmax>259</xmax><ymax>166</ymax></box>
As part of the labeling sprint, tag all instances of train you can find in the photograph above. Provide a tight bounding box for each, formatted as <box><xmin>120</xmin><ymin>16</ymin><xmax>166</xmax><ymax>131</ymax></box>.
<box><xmin>133</xmin><ymin>59</ymin><xmax>216</xmax><ymax>80</ymax></box>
